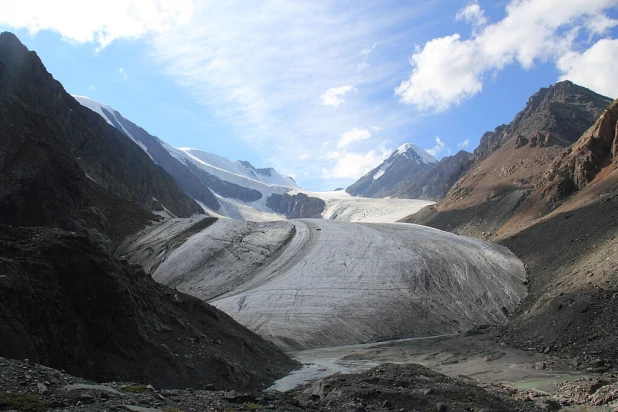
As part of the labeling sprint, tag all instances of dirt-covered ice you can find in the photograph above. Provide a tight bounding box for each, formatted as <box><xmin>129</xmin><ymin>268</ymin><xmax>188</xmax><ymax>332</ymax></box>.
<box><xmin>121</xmin><ymin>218</ymin><xmax>527</xmax><ymax>351</ymax></box>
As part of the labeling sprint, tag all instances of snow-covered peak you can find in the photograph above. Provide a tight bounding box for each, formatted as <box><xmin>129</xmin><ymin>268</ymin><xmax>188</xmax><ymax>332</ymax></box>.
<box><xmin>179</xmin><ymin>148</ymin><xmax>299</xmax><ymax>189</ymax></box>
<box><xmin>395</xmin><ymin>143</ymin><xmax>436</xmax><ymax>164</ymax></box>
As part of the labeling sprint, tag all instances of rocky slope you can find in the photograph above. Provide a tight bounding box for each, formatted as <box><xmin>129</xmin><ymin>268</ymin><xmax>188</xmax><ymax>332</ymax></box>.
<box><xmin>0</xmin><ymin>356</ymin><xmax>545</xmax><ymax>412</ymax></box>
<box><xmin>0</xmin><ymin>32</ymin><xmax>203</xmax><ymax>245</ymax></box>
<box><xmin>495</xmin><ymin>99</ymin><xmax>618</xmax><ymax>368</ymax></box>
<box><xmin>74</xmin><ymin>96</ymin><xmax>305</xmax><ymax>219</ymax></box>
<box><xmin>0</xmin><ymin>225</ymin><xmax>297</xmax><ymax>390</ymax></box>
<box><xmin>405</xmin><ymin>81</ymin><xmax>612</xmax><ymax>239</ymax></box>
<box><xmin>0</xmin><ymin>31</ymin><xmax>297</xmax><ymax>389</ymax></box>
<box><xmin>404</xmin><ymin>85</ymin><xmax>618</xmax><ymax>373</ymax></box>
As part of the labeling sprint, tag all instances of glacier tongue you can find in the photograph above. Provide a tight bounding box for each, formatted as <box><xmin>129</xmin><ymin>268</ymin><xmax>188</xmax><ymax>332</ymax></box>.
<box><xmin>121</xmin><ymin>217</ymin><xmax>527</xmax><ymax>351</ymax></box>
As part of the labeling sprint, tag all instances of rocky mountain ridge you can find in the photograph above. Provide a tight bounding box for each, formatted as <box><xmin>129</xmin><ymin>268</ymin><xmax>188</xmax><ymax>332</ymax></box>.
<box><xmin>0</xmin><ymin>31</ymin><xmax>297</xmax><ymax>389</ymax></box>
<box><xmin>403</xmin><ymin>83</ymin><xmax>618</xmax><ymax>373</ymax></box>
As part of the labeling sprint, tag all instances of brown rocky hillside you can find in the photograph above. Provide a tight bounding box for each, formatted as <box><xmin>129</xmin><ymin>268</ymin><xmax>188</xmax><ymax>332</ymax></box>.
<box><xmin>405</xmin><ymin>87</ymin><xmax>618</xmax><ymax>372</ymax></box>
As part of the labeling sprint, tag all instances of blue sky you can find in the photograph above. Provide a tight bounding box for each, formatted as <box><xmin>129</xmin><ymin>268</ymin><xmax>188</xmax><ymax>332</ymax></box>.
<box><xmin>2</xmin><ymin>1</ymin><xmax>617</xmax><ymax>191</ymax></box>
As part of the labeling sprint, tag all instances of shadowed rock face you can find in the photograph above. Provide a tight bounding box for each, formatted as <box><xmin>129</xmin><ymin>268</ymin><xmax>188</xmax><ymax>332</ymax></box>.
<box><xmin>97</xmin><ymin>106</ymin><xmax>222</xmax><ymax>210</ymax></box>
<box><xmin>542</xmin><ymin>99</ymin><xmax>618</xmax><ymax>201</ymax></box>
<box><xmin>0</xmin><ymin>32</ymin><xmax>203</xmax><ymax>244</ymax></box>
<box><xmin>97</xmin><ymin>105</ymin><xmax>266</xmax><ymax>206</ymax></box>
<box><xmin>266</xmin><ymin>193</ymin><xmax>326</xmax><ymax>218</ymax></box>
<box><xmin>0</xmin><ymin>225</ymin><xmax>298</xmax><ymax>389</ymax></box>
<box><xmin>0</xmin><ymin>32</ymin><xmax>298</xmax><ymax>389</ymax></box>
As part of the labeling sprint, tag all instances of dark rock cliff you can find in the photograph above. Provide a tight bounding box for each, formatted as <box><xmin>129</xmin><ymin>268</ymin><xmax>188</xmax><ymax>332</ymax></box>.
<box><xmin>266</xmin><ymin>193</ymin><xmax>326</xmax><ymax>218</ymax></box>
<box><xmin>0</xmin><ymin>32</ymin><xmax>297</xmax><ymax>389</ymax></box>
<box><xmin>0</xmin><ymin>32</ymin><xmax>203</xmax><ymax>244</ymax></box>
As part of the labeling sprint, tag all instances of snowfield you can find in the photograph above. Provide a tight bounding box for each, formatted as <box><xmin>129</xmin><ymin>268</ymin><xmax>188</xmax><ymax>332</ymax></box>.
<box><xmin>306</xmin><ymin>190</ymin><xmax>434</xmax><ymax>223</ymax></box>
<box><xmin>119</xmin><ymin>217</ymin><xmax>526</xmax><ymax>351</ymax></box>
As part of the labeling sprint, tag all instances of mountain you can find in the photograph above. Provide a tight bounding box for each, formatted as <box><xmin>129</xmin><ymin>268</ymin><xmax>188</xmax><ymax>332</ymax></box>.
<box><xmin>346</xmin><ymin>143</ymin><xmax>437</xmax><ymax>197</ymax></box>
<box><xmin>0</xmin><ymin>31</ymin><xmax>297</xmax><ymax>388</ymax></box>
<box><xmin>379</xmin><ymin>149</ymin><xmax>474</xmax><ymax>200</ymax></box>
<box><xmin>0</xmin><ymin>35</ymin><xmax>204</xmax><ymax>246</ymax></box>
<box><xmin>497</xmin><ymin>100</ymin><xmax>618</xmax><ymax>364</ymax></box>
<box><xmin>407</xmin><ymin>80</ymin><xmax>613</xmax><ymax>238</ymax></box>
<box><xmin>74</xmin><ymin>96</ymin><xmax>304</xmax><ymax>220</ymax></box>
<box><xmin>403</xmin><ymin>81</ymin><xmax>618</xmax><ymax>368</ymax></box>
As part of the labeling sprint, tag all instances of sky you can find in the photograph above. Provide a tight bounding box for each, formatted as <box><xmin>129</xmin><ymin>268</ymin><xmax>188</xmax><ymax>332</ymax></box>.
<box><xmin>1</xmin><ymin>1</ymin><xmax>617</xmax><ymax>191</ymax></box>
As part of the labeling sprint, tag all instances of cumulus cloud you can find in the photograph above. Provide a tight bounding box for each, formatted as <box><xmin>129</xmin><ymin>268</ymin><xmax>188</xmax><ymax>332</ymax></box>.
<box><xmin>396</xmin><ymin>0</ymin><xmax>618</xmax><ymax>111</ymax></box>
<box><xmin>558</xmin><ymin>38</ymin><xmax>618</xmax><ymax>98</ymax></box>
<box><xmin>426</xmin><ymin>136</ymin><xmax>447</xmax><ymax>157</ymax></box>
<box><xmin>457</xmin><ymin>139</ymin><xmax>470</xmax><ymax>149</ymax></box>
<box><xmin>337</xmin><ymin>128</ymin><xmax>372</xmax><ymax>148</ymax></box>
<box><xmin>0</xmin><ymin>0</ymin><xmax>193</xmax><ymax>50</ymax></box>
<box><xmin>321</xmin><ymin>146</ymin><xmax>391</xmax><ymax>179</ymax></box>
<box><xmin>321</xmin><ymin>85</ymin><xmax>356</xmax><ymax>107</ymax></box>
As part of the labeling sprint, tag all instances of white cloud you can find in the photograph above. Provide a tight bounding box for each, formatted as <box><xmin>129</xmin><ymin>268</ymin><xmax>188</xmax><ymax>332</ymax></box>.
<box><xmin>299</xmin><ymin>154</ymin><xmax>311</xmax><ymax>160</ymax></box>
<box><xmin>558</xmin><ymin>38</ymin><xmax>618</xmax><ymax>98</ymax></box>
<box><xmin>358</xmin><ymin>44</ymin><xmax>377</xmax><ymax>72</ymax></box>
<box><xmin>88</xmin><ymin>84</ymin><xmax>96</xmax><ymax>90</ymax></box>
<box><xmin>148</xmin><ymin>2</ymin><xmax>432</xmax><ymax>190</ymax></box>
<box><xmin>337</xmin><ymin>128</ymin><xmax>372</xmax><ymax>148</ymax></box>
<box><xmin>0</xmin><ymin>0</ymin><xmax>193</xmax><ymax>50</ymax></box>
<box><xmin>457</xmin><ymin>139</ymin><xmax>470</xmax><ymax>149</ymax></box>
<box><xmin>426</xmin><ymin>136</ymin><xmax>447</xmax><ymax>157</ymax></box>
<box><xmin>321</xmin><ymin>146</ymin><xmax>391</xmax><ymax>179</ymax></box>
<box><xmin>396</xmin><ymin>0</ymin><xmax>618</xmax><ymax>111</ymax></box>
<box><xmin>455</xmin><ymin>1</ymin><xmax>487</xmax><ymax>32</ymax></box>
<box><xmin>321</xmin><ymin>85</ymin><xmax>356</xmax><ymax>107</ymax></box>
<box><xmin>119</xmin><ymin>68</ymin><xmax>128</xmax><ymax>80</ymax></box>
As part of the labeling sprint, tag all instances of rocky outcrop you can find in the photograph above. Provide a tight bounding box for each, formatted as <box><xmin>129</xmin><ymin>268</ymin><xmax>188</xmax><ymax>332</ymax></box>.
<box><xmin>542</xmin><ymin>99</ymin><xmax>618</xmax><ymax>200</ymax></box>
<box><xmin>0</xmin><ymin>32</ymin><xmax>203</xmax><ymax>245</ymax></box>
<box><xmin>266</xmin><ymin>193</ymin><xmax>326</xmax><ymax>218</ymax></box>
<box><xmin>0</xmin><ymin>225</ymin><xmax>297</xmax><ymax>389</ymax></box>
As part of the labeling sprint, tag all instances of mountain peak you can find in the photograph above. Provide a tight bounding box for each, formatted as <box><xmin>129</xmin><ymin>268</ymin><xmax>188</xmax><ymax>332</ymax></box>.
<box><xmin>394</xmin><ymin>143</ymin><xmax>437</xmax><ymax>164</ymax></box>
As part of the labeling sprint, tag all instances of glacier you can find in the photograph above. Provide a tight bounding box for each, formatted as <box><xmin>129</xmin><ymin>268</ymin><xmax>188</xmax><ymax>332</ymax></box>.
<box><xmin>119</xmin><ymin>217</ymin><xmax>527</xmax><ymax>351</ymax></box>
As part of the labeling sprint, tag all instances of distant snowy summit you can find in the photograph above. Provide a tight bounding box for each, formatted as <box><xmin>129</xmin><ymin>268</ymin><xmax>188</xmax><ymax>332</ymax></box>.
<box><xmin>346</xmin><ymin>143</ymin><xmax>438</xmax><ymax>198</ymax></box>
<box><xmin>74</xmin><ymin>96</ymin><xmax>434</xmax><ymax>221</ymax></box>
<box><xmin>394</xmin><ymin>143</ymin><xmax>437</xmax><ymax>165</ymax></box>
